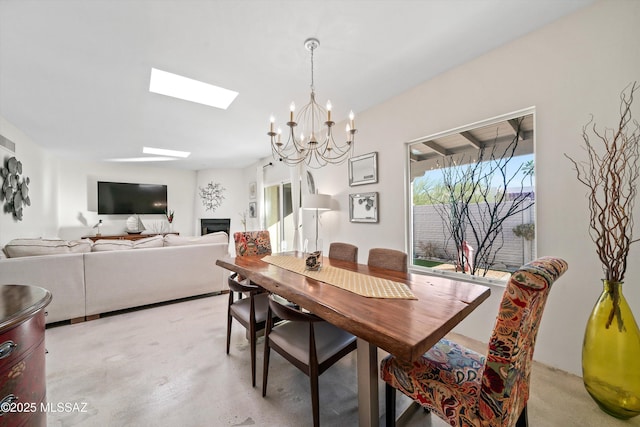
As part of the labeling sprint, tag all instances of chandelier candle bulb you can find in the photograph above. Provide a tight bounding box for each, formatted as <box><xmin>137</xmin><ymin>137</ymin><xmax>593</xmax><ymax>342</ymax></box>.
<box><xmin>349</xmin><ymin>110</ymin><xmax>355</xmax><ymax>129</ymax></box>
<box><xmin>326</xmin><ymin>100</ymin><xmax>332</xmax><ymax>121</ymax></box>
<box><xmin>290</xmin><ymin>102</ymin><xmax>295</xmax><ymax>122</ymax></box>
<box><xmin>269</xmin><ymin>115</ymin><xmax>274</xmax><ymax>133</ymax></box>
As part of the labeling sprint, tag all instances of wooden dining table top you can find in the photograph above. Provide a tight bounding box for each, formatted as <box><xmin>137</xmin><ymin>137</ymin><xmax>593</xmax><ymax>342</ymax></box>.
<box><xmin>216</xmin><ymin>252</ymin><xmax>491</xmax><ymax>361</ymax></box>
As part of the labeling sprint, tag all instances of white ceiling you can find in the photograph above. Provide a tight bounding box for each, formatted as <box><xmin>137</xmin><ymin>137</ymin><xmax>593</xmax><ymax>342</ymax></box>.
<box><xmin>0</xmin><ymin>0</ymin><xmax>594</xmax><ymax>170</ymax></box>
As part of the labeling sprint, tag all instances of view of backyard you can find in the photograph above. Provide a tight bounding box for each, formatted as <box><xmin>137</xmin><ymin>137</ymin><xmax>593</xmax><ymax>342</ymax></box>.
<box><xmin>408</xmin><ymin>112</ymin><xmax>535</xmax><ymax>280</ymax></box>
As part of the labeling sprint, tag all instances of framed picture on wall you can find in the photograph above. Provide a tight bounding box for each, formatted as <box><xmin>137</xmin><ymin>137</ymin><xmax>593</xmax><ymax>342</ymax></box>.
<box><xmin>349</xmin><ymin>152</ymin><xmax>378</xmax><ymax>186</ymax></box>
<box><xmin>249</xmin><ymin>202</ymin><xmax>257</xmax><ymax>218</ymax></box>
<box><xmin>249</xmin><ymin>182</ymin><xmax>257</xmax><ymax>199</ymax></box>
<box><xmin>349</xmin><ymin>192</ymin><xmax>378</xmax><ymax>223</ymax></box>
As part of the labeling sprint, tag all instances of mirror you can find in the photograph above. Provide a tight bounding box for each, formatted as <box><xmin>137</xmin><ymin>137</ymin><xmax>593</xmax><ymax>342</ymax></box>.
<box><xmin>349</xmin><ymin>152</ymin><xmax>378</xmax><ymax>186</ymax></box>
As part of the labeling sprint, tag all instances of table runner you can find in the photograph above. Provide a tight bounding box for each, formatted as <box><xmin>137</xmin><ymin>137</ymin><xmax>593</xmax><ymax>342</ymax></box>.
<box><xmin>262</xmin><ymin>255</ymin><xmax>417</xmax><ymax>300</ymax></box>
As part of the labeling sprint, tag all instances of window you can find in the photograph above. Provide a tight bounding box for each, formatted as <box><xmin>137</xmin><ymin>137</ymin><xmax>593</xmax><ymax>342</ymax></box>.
<box><xmin>407</xmin><ymin>109</ymin><xmax>535</xmax><ymax>283</ymax></box>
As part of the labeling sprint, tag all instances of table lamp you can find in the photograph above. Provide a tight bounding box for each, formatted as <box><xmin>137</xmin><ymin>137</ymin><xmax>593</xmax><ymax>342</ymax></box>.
<box><xmin>302</xmin><ymin>193</ymin><xmax>331</xmax><ymax>252</ymax></box>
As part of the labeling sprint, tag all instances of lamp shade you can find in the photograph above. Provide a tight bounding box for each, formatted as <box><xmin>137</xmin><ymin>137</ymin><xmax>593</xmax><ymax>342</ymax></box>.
<box><xmin>302</xmin><ymin>194</ymin><xmax>331</xmax><ymax>210</ymax></box>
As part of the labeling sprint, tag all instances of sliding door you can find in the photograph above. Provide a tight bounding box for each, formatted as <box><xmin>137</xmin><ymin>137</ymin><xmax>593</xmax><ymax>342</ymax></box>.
<box><xmin>264</xmin><ymin>182</ymin><xmax>296</xmax><ymax>253</ymax></box>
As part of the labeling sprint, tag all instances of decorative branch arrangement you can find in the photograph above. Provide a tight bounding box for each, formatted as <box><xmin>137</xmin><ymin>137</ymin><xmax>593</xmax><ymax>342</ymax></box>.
<box><xmin>565</xmin><ymin>82</ymin><xmax>639</xmax><ymax>284</ymax></box>
<box><xmin>427</xmin><ymin>118</ymin><xmax>534</xmax><ymax>277</ymax></box>
<box><xmin>199</xmin><ymin>182</ymin><xmax>226</xmax><ymax>212</ymax></box>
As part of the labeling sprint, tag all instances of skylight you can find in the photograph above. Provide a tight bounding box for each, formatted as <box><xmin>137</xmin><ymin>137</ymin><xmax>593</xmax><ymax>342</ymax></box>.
<box><xmin>143</xmin><ymin>146</ymin><xmax>191</xmax><ymax>158</ymax></box>
<box><xmin>105</xmin><ymin>157</ymin><xmax>176</xmax><ymax>162</ymax></box>
<box><xmin>149</xmin><ymin>68</ymin><xmax>238</xmax><ymax>110</ymax></box>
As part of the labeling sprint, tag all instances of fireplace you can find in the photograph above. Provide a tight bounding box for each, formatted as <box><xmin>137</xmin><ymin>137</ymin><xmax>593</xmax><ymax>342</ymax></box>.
<box><xmin>201</xmin><ymin>218</ymin><xmax>231</xmax><ymax>239</ymax></box>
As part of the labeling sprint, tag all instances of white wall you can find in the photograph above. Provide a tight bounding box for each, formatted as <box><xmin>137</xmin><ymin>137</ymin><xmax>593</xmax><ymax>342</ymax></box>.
<box><xmin>0</xmin><ymin>116</ymin><xmax>198</xmax><ymax>245</ymax></box>
<box><xmin>54</xmin><ymin>158</ymin><xmax>197</xmax><ymax>240</ymax></box>
<box><xmin>291</xmin><ymin>0</ymin><xmax>640</xmax><ymax>376</ymax></box>
<box><xmin>195</xmin><ymin>168</ymin><xmax>252</xmax><ymax>247</ymax></box>
<box><xmin>0</xmin><ymin>116</ymin><xmax>59</xmax><ymax>244</ymax></box>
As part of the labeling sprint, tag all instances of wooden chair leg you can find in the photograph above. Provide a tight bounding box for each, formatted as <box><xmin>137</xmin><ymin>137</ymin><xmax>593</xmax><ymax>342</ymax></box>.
<box><xmin>385</xmin><ymin>383</ymin><xmax>396</xmax><ymax>427</ymax></box>
<box><xmin>516</xmin><ymin>405</ymin><xmax>528</xmax><ymax>427</ymax></box>
<box><xmin>262</xmin><ymin>311</ymin><xmax>272</xmax><ymax>397</ymax></box>
<box><xmin>261</xmin><ymin>342</ymin><xmax>270</xmax><ymax>397</ymax></box>
<box><xmin>310</xmin><ymin>373</ymin><xmax>320</xmax><ymax>427</ymax></box>
<box><xmin>250</xmin><ymin>319</ymin><xmax>256</xmax><ymax>387</ymax></box>
<box><xmin>226</xmin><ymin>293</ymin><xmax>233</xmax><ymax>355</ymax></box>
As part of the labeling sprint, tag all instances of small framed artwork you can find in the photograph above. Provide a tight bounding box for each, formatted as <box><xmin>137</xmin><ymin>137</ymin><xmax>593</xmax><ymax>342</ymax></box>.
<box><xmin>349</xmin><ymin>192</ymin><xmax>378</xmax><ymax>223</ymax></box>
<box><xmin>249</xmin><ymin>182</ymin><xmax>257</xmax><ymax>199</ymax></box>
<box><xmin>249</xmin><ymin>202</ymin><xmax>257</xmax><ymax>218</ymax></box>
<box><xmin>349</xmin><ymin>152</ymin><xmax>378</xmax><ymax>186</ymax></box>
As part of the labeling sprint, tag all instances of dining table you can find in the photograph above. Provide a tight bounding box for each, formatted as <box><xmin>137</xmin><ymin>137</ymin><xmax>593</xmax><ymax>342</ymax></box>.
<box><xmin>216</xmin><ymin>251</ymin><xmax>491</xmax><ymax>426</ymax></box>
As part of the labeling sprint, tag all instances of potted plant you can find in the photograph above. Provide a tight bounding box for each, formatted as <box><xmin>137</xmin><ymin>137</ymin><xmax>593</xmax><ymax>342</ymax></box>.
<box><xmin>165</xmin><ymin>209</ymin><xmax>174</xmax><ymax>233</ymax></box>
<box><xmin>565</xmin><ymin>82</ymin><xmax>640</xmax><ymax>419</ymax></box>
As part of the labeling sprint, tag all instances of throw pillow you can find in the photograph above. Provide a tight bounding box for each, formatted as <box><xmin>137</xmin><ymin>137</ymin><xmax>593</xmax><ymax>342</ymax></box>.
<box><xmin>4</xmin><ymin>238</ymin><xmax>93</xmax><ymax>258</ymax></box>
<box><xmin>69</xmin><ymin>239</ymin><xmax>93</xmax><ymax>253</ymax></box>
<box><xmin>163</xmin><ymin>232</ymin><xmax>228</xmax><ymax>247</ymax></box>
<box><xmin>92</xmin><ymin>239</ymin><xmax>133</xmax><ymax>251</ymax></box>
<box><xmin>132</xmin><ymin>235</ymin><xmax>164</xmax><ymax>249</ymax></box>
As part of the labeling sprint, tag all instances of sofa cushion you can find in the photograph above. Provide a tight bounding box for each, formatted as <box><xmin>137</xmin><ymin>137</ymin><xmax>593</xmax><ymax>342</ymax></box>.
<box><xmin>92</xmin><ymin>239</ymin><xmax>133</xmax><ymax>251</ymax></box>
<box><xmin>132</xmin><ymin>235</ymin><xmax>164</xmax><ymax>249</ymax></box>
<box><xmin>4</xmin><ymin>238</ymin><xmax>93</xmax><ymax>258</ymax></box>
<box><xmin>164</xmin><ymin>232</ymin><xmax>228</xmax><ymax>246</ymax></box>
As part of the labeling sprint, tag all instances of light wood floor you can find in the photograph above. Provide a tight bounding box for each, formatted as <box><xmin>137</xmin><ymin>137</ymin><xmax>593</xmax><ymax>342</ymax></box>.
<box><xmin>45</xmin><ymin>293</ymin><xmax>640</xmax><ymax>426</ymax></box>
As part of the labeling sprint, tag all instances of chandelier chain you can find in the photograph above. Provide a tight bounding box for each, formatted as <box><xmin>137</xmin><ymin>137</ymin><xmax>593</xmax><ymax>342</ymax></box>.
<box><xmin>310</xmin><ymin>44</ymin><xmax>315</xmax><ymax>92</ymax></box>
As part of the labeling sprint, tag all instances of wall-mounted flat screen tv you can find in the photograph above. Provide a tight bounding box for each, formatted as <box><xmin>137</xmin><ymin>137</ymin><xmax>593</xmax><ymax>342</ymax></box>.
<box><xmin>98</xmin><ymin>181</ymin><xmax>167</xmax><ymax>214</ymax></box>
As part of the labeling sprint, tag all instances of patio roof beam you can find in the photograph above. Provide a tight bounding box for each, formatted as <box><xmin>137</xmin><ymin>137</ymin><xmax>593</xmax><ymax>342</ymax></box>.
<box><xmin>460</xmin><ymin>131</ymin><xmax>483</xmax><ymax>149</ymax></box>
<box><xmin>420</xmin><ymin>140</ymin><xmax>449</xmax><ymax>156</ymax></box>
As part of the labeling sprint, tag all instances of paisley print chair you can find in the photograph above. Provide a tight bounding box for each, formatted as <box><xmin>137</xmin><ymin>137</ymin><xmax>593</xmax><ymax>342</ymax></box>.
<box><xmin>381</xmin><ymin>256</ymin><xmax>568</xmax><ymax>427</ymax></box>
<box><xmin>226</xmin><ymin>230</ymin><xmax>273</xmax><ymax>387</ymax></box>
<box><xmin>234</xmin><ymin>230</ymin><xmax>272</xmax><ymax>257</ymax></box>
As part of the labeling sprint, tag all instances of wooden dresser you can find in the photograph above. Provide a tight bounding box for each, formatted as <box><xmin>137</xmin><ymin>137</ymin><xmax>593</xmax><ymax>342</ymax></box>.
<box><xmin>0</xmin><ymin>285</ymin><xmax>52</xmax><ymax>427</ymax></box>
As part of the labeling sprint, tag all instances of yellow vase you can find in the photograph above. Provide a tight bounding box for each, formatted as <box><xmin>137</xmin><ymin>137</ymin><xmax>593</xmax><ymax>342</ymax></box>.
<box><xmin>582</xmin><ymin>280</ymin><xmax>640</xmax><ymax>419</ymax></box>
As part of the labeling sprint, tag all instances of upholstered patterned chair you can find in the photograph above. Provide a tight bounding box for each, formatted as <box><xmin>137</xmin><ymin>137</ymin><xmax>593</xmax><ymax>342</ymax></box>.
<box><xmin>328</xmin><ymin>242</ymin><xmax>358</xmax><ymax>263</ymax></box>
<box><xmin>262</xmin><ymin>294</ymin><xmax>357</xmax><ymax>427</ymax></box>
<box><xmin>233</xmin><ymin>230</ymin><xmax>272</xmax><ymax>257</ymax></box>
<box><xmin>368</xmin><ymin>248</ymin><xmax>407</xmax><ymax>273</ymax></box>
<box><xmin>380</xmin><ymin>256</ymin><xmax>568</xmax><ymax>427</ymax></box>
<box><xmin>226</xmin><ymin>230</ymin><xmax>273</xmax><ymax>387</ymax></box>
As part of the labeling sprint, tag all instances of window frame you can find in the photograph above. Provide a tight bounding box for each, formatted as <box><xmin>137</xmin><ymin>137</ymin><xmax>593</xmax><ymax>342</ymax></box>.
<box><xmin>404</xmin><ymin>107</ymin><xmax>536</xmax><ymax>286</ymax></box>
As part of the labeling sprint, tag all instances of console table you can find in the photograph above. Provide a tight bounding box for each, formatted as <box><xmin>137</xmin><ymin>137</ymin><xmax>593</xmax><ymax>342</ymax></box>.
<box><xmin>0</xmin><ymin>284</ymin><xmax>52</xmax><ymax>427</ymax></box>
<box><xmin>82</xmin><ymin>232</ymin><xmax>179</xmax><ymax>242</ymax></box>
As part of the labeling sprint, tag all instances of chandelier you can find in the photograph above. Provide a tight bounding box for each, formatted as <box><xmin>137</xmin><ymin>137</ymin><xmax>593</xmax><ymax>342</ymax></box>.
<box><xmin>268</xmin><ymin>38</ymin><xmax>357</xmax><ymax>169</ymax></box>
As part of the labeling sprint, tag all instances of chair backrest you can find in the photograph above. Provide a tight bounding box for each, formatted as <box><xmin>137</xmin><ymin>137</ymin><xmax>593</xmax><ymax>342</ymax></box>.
<box><xmin>267</xmin><ymin>295</ymin><xmax>322</xmax><ymax>323</ymax></box>
<box><xmin>328</xmin><ymin>242</ymin><xmax>358</xmax><ymax>263</ymax></box>
<box><xmin>367</xmin><ymin>248</ymin><xmax>407</xmax><ymax>273</ymax></box>
<box><xmin>234</xmin><ymin>231</ymin><xmax>272</xmax><ymax>257</ymax></box>
<box><xmin>479</xmin><ymin>256</ymin><xmax>568</xmax><ymax>426</ymax></box>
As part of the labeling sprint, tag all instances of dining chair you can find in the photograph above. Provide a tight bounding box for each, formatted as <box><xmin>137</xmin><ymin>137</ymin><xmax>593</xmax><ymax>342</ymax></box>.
<box><xmin>367</xmin><ymin>248</ymin><xmax>407</xmax><ymax>273</ymax></box>
<box><xmin>328</xmin><ymin>242</ymin><xmax>358</xmax><ymax>263</ymax></box>
<box><xmin>262</xmin><ymin>294</ymin><xmax>357</xmax><ymax>427</ymax></box>
<box><xmin>227</xmin><ymin>230</ymin><xmax>272</xmax><ymax>387</ymax></box>
<box><xmin>380</xmin><ymin>256</ymin><xmax>568</xmax><ymax>427</ymax></box>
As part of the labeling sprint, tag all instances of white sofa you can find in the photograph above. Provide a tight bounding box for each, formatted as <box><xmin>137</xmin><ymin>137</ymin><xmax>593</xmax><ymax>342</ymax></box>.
<box><xmin>0</xmin><ymin>253</ymin><xmax>87</xmax><ymax>323</ymax></box>
<box><xmin>0</xmin><ymin>233</ymin><xmax>230</xmax><ymax>324</ymax></box>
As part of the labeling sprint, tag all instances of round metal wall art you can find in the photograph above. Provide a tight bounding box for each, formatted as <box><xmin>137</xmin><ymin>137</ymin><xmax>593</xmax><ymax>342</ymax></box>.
<box><xmin>1</xmin><ymin>156</ymin><xmax>31</xmax><ymax>221</ymax></box>
<box><xmin>199</xmin><ymin>181</ymin><xmax>226</xmax><ymax>212</ymax></box>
